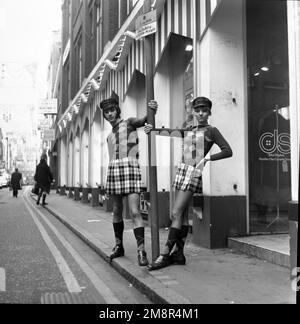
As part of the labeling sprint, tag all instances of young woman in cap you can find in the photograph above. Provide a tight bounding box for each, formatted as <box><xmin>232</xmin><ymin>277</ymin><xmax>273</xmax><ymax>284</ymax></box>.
<box><xmin>145</xmin><ymin>96</ymin><xmax>233</xmax><ymax>270</ymax></box>
<box><xmin>99</xmin><ymin>97</ymin><xmax>158</xmax><ymax>266</ymax></box>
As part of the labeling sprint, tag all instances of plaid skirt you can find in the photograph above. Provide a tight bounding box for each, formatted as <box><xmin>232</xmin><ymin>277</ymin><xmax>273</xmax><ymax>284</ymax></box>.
<box><xmin>173</xmin><ymin>163</ymin><xmax>202</xmax><ymax>193</ymax></box>
<box><xmin>106</xmin><ymin>157</ymin><xmax>142</xmax><ymax>195</ymax></box>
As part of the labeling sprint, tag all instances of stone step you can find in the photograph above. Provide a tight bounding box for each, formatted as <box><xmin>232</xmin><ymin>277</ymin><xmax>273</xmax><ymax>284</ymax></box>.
<box><xmin>228</xmin><ymin>234</ymin><xmax>290</xmax><ymax>268</ymax></box>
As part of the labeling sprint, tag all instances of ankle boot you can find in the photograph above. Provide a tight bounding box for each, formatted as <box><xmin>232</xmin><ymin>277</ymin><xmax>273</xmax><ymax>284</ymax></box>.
<box><xmin>110</xmin><ymin>245</ymin><xmax>125</xmax><ymax>261</ymax></box>
<box><xmin>170</xmin><ymin>249</ymin><xmax>186</xmax><ymax>265</ymax></box>
<box><xmin>137</xmin><ymin>250</ymin><xmax>149</xmax><ymax>266</ymax></box>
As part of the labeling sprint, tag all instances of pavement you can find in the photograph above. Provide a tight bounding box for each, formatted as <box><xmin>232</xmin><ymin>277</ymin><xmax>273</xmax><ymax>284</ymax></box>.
<box><xmin>29</xmin><ymin>189</ymin><xmax>296</xmax><ymax>304</ymax></box>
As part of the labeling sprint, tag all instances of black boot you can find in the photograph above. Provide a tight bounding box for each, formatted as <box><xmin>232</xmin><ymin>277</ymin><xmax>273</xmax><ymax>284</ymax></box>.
<box><xmin>170</xmin><ymin>225</ymin><xmax>189</xmax><ymax>265</ymax></box>
<box><xmin>42</xmin><ymin>194</ymin><xmax>48</xmax><ymax>206</ymax></box>
<box><xmin>110</xmin><ymin>244</ymin><xmax>125</xmax><ymax>262</ymax></box>
<box><xmin>36</xmin><ymin>192</ymin><xmax>42</xmax><ymax>205</ymax></box>
<box><xmin>147</xmin><ymin>254</ymin><xmax>172</xmax><ymax>271</ymax></box>
<box><xmin>170</xmin><ymin>249</ymin><xmax>186</xmax><ymax>265</ymax></box>
<box><xmin>137</xmin><ymin>251</ymin><xmax>149</xmax><ymax>266</ymax></box>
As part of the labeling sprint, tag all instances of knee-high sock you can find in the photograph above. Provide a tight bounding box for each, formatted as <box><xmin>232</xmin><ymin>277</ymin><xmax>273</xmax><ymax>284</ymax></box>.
<box><xmin>134</xmin><ymin>227</ymin><xmax>145</xmax><ymax>251</ymax></box>
<box><xmin>176</xmin><ymin>225</ymin><xmax>189</xmax><ymax>251</ymax></box>
<box><xmin>113</xmin><ymin>221</ymin><xmax>124</xmax><ymax>246</ymax></box>
<box><xmin>164</xmin><ymin>228</ymin><xmax>181</xmax><ymax>255</ymax></box>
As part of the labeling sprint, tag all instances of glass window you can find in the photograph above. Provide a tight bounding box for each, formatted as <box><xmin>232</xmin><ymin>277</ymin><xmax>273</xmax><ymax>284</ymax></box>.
<box><xmin>247</xmin><ymin>0</ymin><xmax>291</xmax><ymax>234</ymax></box>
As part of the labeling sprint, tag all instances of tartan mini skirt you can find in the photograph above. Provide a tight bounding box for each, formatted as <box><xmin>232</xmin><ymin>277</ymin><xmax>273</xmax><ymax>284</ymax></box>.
<box><xmin>173</xmin><ymin>163</ymin><xmax>202</xmax><ymax>193</ymax></box>
<box><xmin>106</xmin><ymin>157</ymin><xmax>142</xmax><ymax>195</ymax></box>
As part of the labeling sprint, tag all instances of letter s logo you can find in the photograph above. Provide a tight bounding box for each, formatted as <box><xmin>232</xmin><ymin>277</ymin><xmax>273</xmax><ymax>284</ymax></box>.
<box><xmin>278</xmin><ymin>133</ymin><xmax>291</xmax><ymax>155</ymax></box>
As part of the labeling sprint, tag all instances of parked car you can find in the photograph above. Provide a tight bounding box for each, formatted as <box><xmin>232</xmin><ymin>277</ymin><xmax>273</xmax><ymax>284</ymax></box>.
<box><xmin>0</xmin><ymin>173</ymin><xmax>7</xmax><ymax>189</ymax></box>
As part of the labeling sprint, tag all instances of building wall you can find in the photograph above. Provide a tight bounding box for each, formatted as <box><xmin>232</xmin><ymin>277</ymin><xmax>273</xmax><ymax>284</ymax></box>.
<box><xmin>55</xmin><ymin>0</ymin><xmax>298</xmax><ymax>247</ymax></box>
<box><xmin>199</xmin><ymin>0</ymin><xmax>247</xmax><ymax>197</ymax></box>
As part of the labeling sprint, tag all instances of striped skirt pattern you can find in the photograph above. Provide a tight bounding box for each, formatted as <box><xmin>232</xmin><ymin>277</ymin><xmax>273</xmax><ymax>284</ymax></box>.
<box><xmin>173</xmin><ymin>163</ymin><xmax>202</xmax><ymax>193</ymax></box>
<box><xmin>106</xmin><ymin>157</ymin><xmax>142</xmax><ymax>195</ymax></box>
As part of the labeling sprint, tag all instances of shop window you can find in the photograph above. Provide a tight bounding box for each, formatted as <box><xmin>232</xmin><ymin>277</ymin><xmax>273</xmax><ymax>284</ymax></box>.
<box><xmin>247</xmin><ymin>0</ymin><xmax>290</xmax><ymax>234</ymax></box>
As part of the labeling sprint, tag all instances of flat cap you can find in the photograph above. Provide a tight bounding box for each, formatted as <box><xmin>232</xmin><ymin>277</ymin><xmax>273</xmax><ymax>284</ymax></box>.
<box><xmin>100</xmin><ymin>98</ymin><xmax>118</xmax><ymax>110</ymax></box>
<box><xmin>192</xmin><ymin>97</ymin><xmax>212</xmax><ymax>109</ymax></box>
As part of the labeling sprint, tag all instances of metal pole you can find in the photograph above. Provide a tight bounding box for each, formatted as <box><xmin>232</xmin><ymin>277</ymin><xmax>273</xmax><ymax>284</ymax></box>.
<box><xmin>143</xmin><ymin>0</ymin><xmax>160</xmax><ymax>261</ymax></box>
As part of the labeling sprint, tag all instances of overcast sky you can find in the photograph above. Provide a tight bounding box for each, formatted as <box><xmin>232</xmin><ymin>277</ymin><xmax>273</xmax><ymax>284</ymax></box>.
<box><xmin>0</xmin><ymin>0</ymin><xmax>62</xmax><ymax>96</ymax></box>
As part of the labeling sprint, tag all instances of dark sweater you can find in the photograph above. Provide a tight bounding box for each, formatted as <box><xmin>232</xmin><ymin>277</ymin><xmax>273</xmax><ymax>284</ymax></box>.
<box><xmin>182</xmin><ymin>124</ymin><xmax>233</xmax><ymax>166</ymax></box>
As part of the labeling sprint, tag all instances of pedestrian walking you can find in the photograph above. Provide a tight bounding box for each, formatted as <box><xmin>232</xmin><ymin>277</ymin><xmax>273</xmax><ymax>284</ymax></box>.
<box><xmin>99</xmin><ymin>97</ymin><xmax>158</xmax><ymax>266</ymax></box>
<box><xmin>34</xmin><ymin>154</ymin><xmax>53</xmax><ymax>206</ymax></box>
<box><xmin>145</xmin><ymin>96</ymin><xmax>233</xmax><ymax>270</ymax></box>
<box><xmin>10</xmin><ymin>168</ymin><xmax>22</xmax><ymax>198</ymax></box>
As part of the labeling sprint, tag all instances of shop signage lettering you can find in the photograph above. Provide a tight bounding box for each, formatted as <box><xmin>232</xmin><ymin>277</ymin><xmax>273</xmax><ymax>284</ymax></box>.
<box><xmin>135</xmin><ymin>10</ymin><xmax>157</xmax><ymax>40</ymax></box>
<box><xmin>43</xmin><ymin>129</ymin><xmax>55</xmax><ymax>141</ymax></box>
<box><xmin>259</xmin><ymin>130</ymin><xmax>291</xmax><ymax>155</ymax></box>
<box><xmin>39</xmin><ymin>98</ymin><xmax>58</xmax><ymax>115</ymax></box>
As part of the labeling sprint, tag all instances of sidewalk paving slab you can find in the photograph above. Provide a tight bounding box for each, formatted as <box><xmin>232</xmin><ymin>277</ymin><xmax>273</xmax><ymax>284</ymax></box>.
<box><xmin>34</xmin><ymin>191</ymin><xmax>296</xmax><ymax>305</ymax></box>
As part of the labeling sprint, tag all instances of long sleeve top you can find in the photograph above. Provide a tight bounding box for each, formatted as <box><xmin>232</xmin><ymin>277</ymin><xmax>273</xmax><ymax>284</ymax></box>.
<box><xmin>107</xmin><ymin>117</ymin><xmax>147</xmax><ymax>162</ymax></box>
<box><xmin>181</xmin><ymin>124</ymin><xmax>233</xmax><ymax>166</ymax></box>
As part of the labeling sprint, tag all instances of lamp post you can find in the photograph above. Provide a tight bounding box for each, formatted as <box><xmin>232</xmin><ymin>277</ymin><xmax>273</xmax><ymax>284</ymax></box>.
<box><xmin>143</xmin><ymin>0</ymin><xmax>160</xmax><ymax>261</ymax></box>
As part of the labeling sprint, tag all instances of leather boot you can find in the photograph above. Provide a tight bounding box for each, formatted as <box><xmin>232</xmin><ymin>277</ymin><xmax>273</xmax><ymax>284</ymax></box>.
<box><xmin>110</xmin><ymin>245</ymin><xmax>125</xmax><ymax>262</ymax></box>
<box><xmin>137</xmin><ymin>251</ymin><xmax>149</xmax><ymax>266</ymax></box>
<box><xmin>147</xmin><ymin>254</ymin><xmax>172</xmax><ymax>271</ymax></box>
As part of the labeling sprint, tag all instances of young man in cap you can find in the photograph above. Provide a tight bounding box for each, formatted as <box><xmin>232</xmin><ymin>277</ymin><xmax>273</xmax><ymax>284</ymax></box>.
<box><xmin>145</xmin><ymin>96</ymin><xmax>233</xmax><ymax>270</ymax></box>
<box><xmin>99</xmin><ymin>97</ymin><xmax>158</xmax><ymax>266</ymax></box>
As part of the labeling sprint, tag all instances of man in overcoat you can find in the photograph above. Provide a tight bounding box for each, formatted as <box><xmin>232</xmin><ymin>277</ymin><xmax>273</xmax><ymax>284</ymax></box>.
<box><xmin>10</xmin><ymin>168</ymin><xmax>22</xmax><ymax>198</ymax></box>
<box><xmin>34</xmin><ymin>154</ymin><xmax>53</xmax><ymax>206</ymax></box>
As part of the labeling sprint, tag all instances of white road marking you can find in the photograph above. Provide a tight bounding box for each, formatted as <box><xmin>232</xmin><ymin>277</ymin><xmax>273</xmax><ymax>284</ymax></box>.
<box><xmin>0</xmin><ymin>268</ymin><xmax>6</xmax><ymax>292</ymax></box>
<box><xmin>24</xmin><ymin>191</ymin><xmax>121</xmax><ymax>304</ymax></box>
<box><xmin>23</xmin><ymin>198</ymin><xmax>82</xmax><ymax>293</ymax></box>
<box><xmin>87</xmin><ymin>220</ymin><xmax>101</xmax><ymax>223</ymax></box>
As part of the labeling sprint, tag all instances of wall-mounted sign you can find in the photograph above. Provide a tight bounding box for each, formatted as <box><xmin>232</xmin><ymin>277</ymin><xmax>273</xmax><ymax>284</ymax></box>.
<box><xmin>39</xmin><ymin>98</ymin><xmax>58</xmax><ymax>115</ymax></box>
<box><xmin>38</xmin><ymin>118</ymin><xmax>52</xmax><ymax>131</ymax></box>
<box><xmin>135</xmin><ymin>10</ymin><xmax>157</xmax><ymax>40</ymax></box>
<box><xmin>43</xmin><ymin>129</ymin><xmax>55</xmax><ymax>142</ymax></box>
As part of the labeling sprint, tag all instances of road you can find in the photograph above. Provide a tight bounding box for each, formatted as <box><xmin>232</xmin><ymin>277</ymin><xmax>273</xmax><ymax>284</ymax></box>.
<box><xmin>0</xmin><ymin>187</ymin><xmax>151</xmax><ymax>304</ymax></box>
